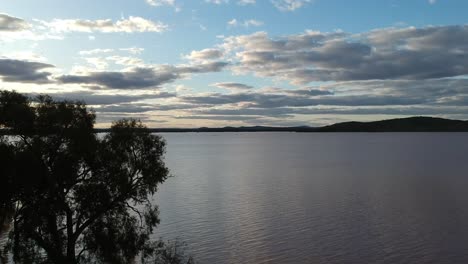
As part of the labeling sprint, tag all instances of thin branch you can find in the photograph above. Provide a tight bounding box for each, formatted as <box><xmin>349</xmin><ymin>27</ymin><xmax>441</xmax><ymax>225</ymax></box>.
<box><xmin>126</xmin><ymin>202</ymin><xmax>143</xmax><ymax>227</ymax></box>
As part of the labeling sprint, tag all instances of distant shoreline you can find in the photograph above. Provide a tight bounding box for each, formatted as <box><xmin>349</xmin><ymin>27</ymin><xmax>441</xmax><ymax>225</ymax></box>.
<box><xmin>95</xmin><ymin>116</ymin><xmax>468</xmax><ymax>133</ymax></box>
<box><xmin>3</xmin><ymin>116</ymin><xmax>468</xmax><ymax>135</ymax></box>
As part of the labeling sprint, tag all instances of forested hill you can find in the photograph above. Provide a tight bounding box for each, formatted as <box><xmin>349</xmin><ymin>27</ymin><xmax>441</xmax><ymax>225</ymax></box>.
<box><xmin>93</xmin><ymin>116</ymin><xmax>468</xmax><ymax>132</ymax></box>
<box><xmin>316</xmin><ymin>116</ymin><xmax>468</xmax><ymax>132</ymax></box>
<box><xmin>5</xmin><ymin>116</ymin><xmax>467</xmax><ymax>134</ymax></box>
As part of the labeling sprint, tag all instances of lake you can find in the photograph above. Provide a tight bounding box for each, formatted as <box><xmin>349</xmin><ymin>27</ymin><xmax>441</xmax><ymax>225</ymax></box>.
<box><xmin>2</xmin><ymin>132</ymin><xmax>468</xmax><ymax>263</ymax></box>
<box><xmin>152</xmin><ymin>133</ymin><xmax>468</xmax><ymax>264</ymax></box>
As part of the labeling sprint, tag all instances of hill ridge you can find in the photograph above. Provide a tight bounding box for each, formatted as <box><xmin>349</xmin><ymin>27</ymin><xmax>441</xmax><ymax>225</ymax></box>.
<box><xmin>90</xmin><ymin>116</ymin><xmax>468</xmax><ymax>133</ymax></box>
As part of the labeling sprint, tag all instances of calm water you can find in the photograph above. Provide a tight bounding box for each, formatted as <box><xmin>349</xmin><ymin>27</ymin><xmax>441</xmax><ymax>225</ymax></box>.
<box><xmin>152</xmin><ymin>133</ymin><xmax>468</xmax><ymax>264</ymax></box>
<box><xmin>2</xmin><ymin>133</ymin><xmax>468</xmax><ymax>263</ymax></box>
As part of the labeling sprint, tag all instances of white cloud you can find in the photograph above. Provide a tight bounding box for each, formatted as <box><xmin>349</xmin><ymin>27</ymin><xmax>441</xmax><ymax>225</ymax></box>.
<box><xmin>41</xmin><ymin>16</ymin><xmax>168</xmax><ymax>33</ymax></box>
<box><xmin>428</xmin><ymin>0</ymin><xmax>437</xmax><ymax>4</ymax></box>
<box><xmin>106</xmin><ymin>56</ymin><xmax>145</xmax><ymax>67</ymax></box>
<box><xmin>205</xmin><ymin>0</ymin><xmax>229</xmax><ymax>4</ymax></box>
<box><xmin>84</xmin><ymin>57</ymin><xmax>109</xmax><ymax>70</ymax></box>
<box><xmin>228</xmin><ymin>19</ymin><xmax>238</xmax><ymax>27</ymax></box>
<box><xmin>271</xmin><ymin>0</ymin><xmax>312</xmax><ymax>11</ymax></box>
<box><xmin>0</xmin><ymin>16</ymin><xmax>62</xmax><ymax>41</ymax></box>
<box><xmin>79</xmin><ymin>48</ymin><xmax>114</xmax><ymax>56</ymax></box>
<box><xmin>0</xmin><ymin>51</ymin><xmax>48</xmax><ymax>62</ymax></box>
<box><xmin>238</xmin><ymin>0</ymin><xmax>256</xmax><ymax>5</ymax></box>
<box><xmin>243</xmin><ymin>19</ymin><xmax>264</xmax><ymax>27</ymax></box>
<box><xmin>145</xmin><ymin>0</ymin><xmax>181</xmax><ymax>11</ymax></box>
<box><xmin>228</xmin><ymin>19</ymin><xmax>264</xmax><ymax>28</ymax></box>
<box><xmin>119</xmin><ymin>47</ymin><xmax>144</xmax><ymax>55</ymax></box>
<box><xmin>145</xmin><ymin>0</ymin><xmax>175</xmax><ymax>6</ymax></box>
<box><xmin>79</xmin><ymin>47</ymin><xmax>144</xmax><ymax>56</ymax></box>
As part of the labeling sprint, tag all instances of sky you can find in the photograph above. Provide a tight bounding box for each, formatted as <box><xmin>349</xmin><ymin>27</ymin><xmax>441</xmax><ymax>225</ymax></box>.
<box><xmin>1</xmin><ymin>0</ymin><xmax>468</xmax><ymax>127</ymax></box>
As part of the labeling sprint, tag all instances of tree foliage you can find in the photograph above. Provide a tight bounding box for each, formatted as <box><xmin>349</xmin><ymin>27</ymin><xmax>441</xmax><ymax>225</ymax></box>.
<box><xmin>0</xmin><ymin>90</ymin><xmax>188</xmax><ymax>263</ymax></box>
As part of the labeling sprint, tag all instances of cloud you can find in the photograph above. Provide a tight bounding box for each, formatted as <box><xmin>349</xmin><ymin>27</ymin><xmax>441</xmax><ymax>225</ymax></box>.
<box><xmin>238</xmin><ymin>0</ymin><xmax>256</xmax><ymax>5</ymax></box>
<box><xmin>211</xmin><ymin>82</ymin><xmax>254</xmax><ymax>91</ymax></box>
<box><xmin>228</xmin><ymin>19</ymin><xmax>264</xmax><ymax>28</ymax></box>
<box><xmin>0</xmin><ymin>14</ymin><xmax>29</xmax><ymax>31</ymax></box>
<box><xmin>79</xmin><ymin>47</ymin><xmax>144</xmax><ymax>56</ymax></box>
<box><xmin>41</xmin><ymin>16</ymin><xmax>168</xmax><ymax>33</ymax></box>
<box><xmin>145</xmin><ymin>0</ymin><xmax>175</xmax><ymax>6</ymax></box>
<box><xmin>178</xmin><ymin>77</ymin><xmax>468</xmax><ymax>113</ymax></box>
<box><xmin>145</xmin><ymin>0</ymin><xmax>181</xmax><ymax>12</ymax></box>
<box><xmin>0</xmin><ymin>58</ymin><xmax>54</xmax><ymax>83</ymax></box>
<box><xmin>27</xmin><ymin>90</ymin><xmax>175</xmax><ymax>105</ymax></box>
<box><xmin>79</xmin><ymin>48</ymin><xmax>114</xmax><ymax>56</ymax></box>
<box><xmin>185</xmin><ymin>48</ymin><xmax>223</xmax><ymax>62</ymax></box>
<box><xmin>119</xmin><ymin>47</ymin><xmax>144</xmax><ymax>55</ymax></box>
<box><xmin>205</xmin><ymin>0</ymin><xmax>229</xmax><ymax>4</ymax></box>
<box><xmin>175</xmin><ymin>115</ymin><xmax>260</xmax><ymax>121</ymax></box>
<box><xmin>0</xmin><ymin>51</ymin><xmax>48</xmax><ymax>63</ymax></box>
<box><xmin>227</xmin><ymin>19</ymin><xmax>238</xmax><ymax>27</ymax></box>
<box><xmin>96</xmin><ymin>103</ymin><xmax>157</xmax><ymax>113</ymax></box>
<box><xmin>181</xmin><ymin>92</ymin><xmax>426</xmax><ymax>108</ymax></box>
<box><xmin>172</xmin><ymin>77</ymin><xmax>468</xmax><ymax>123</ymax></box>
<box><xmin>0</xmin><ymin>14</ymin><xmax>61</xmax><ymax>41</ymax></box>
<box><xmin>100</xmin><ymin>56</ymin><xmax>145</xmax><ymax>67</ymax></box>
<box><xmin>58</xmin><ymin>68</ymin><xmax>178</xmax><ymax>89</ymax></box>
<box><xmin>58</xmin><ymin>61</ymin><xmax>228</xmax><ymax>89</ymax></box>
<box><xmin>192</xmin><ymin>105</ymin><xmax>468</xmax><ymax>118</ymax></box>
<box><xmin>78</xmin><ymin>55</ymin><xmax>147</xmax><ymax>70</ymax></box>
<box><xmin>283</xmin><ymin>87</ymin><xmax>333</xmax><ymax>96</ymax></box>
<box><xmin>221</xmin><ymin>25</ymin><xmax>468</xmax><ymax>84</ymax></box>
<box><xmin>428</xmin><ymin>0</ymin><xmax>436</xmax><ymax>4</ymax></box>
<box><xmin>83</xmin><ymin>57</ymin><xmax>109</xmax><ymax>70</ymax></box>
<box><xmin>271</xmin><ymin>0</ymin><xmax>312</xmax><ymax>11</ymax></box>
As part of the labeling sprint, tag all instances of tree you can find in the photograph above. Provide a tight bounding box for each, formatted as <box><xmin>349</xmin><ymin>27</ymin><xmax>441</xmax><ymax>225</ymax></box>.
<box><xmin>0</xmin><ymin>90</ymin><xmax>177</xmax><ymax>263</ymax></box>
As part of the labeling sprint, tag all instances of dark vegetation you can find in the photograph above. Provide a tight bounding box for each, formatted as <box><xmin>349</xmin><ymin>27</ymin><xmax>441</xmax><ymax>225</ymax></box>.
<box><xmin>92</xmin><ymin>117</ymin><xmax>468</xmax><ymax>133</ymax></box>
<box><xmin>0</xmin><ymin>90</ymin><xmax>193</xmax><ymax>264</ymax></box>
<box><xmin>316</xmin><ymin>116</ymin><xmax>468</xmax><ymax>132</ymax></box>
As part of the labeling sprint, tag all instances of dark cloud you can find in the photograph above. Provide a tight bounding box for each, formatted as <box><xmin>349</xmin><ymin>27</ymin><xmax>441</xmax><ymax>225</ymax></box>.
<box><xmin>58</xmin><ymin>68</ymin><xmax>177</xmax><ymax>89</ymax></box>
<box><xmin>58</xmin><ymin>62</ymin><xmax>228</xmax><ymax>89</ymax></box>
<box><xmin>186</xmin><ymin>48</ymin><xmax>223</xmax><ymax>61</ymax></box>
<box><xmin>27</xmin><ymin>91</ymin><xmax>175</xmax><ymax>105</ymax></box>
<box><xmin>94</xmin><ymin>102</ymin><xmax>205</xmax><ymax>113</ymax></box>
<box><xmin>175</xmin><ymin>76</ymin><xmax>468</xmax><ymax>122</ymax></box>
<box><xmin>0</xmin><ymin>59</ymin><xmax>54</xmax><ymax>83</ymax></box>
<box><xmin>181</xmin><ymin>92</ymin><xmax>426</xmax><ymax>108</ymax></box>
<box><xmin>0</xmin><ymin>14</ymin><xmax>29</xmax><ymax>31</ymax></box>
<box><xmin>225</xmin><ymin>25</ymin><xmax>468</xmax><ymax>84</ymax></box>
<box><xmin>95</xmin><ymin>113</ymin><xmax>158</xmax><ymax>124</ymax></box>
<box><xmin>95</xmin><ymin>103</ymin><xmax>156</xmax><ymax>113</ymax></box>
<box><xmin>322</xmin><ymin>79</ymin><xmax>468</xmax><ymax>103</ymax></box>
<box><xmin>175</xmin><ymin>115</ymin><xmax>260</xmax><ymax>121</ymax></box>
<box><xmin>212</xmin><ymin>82</ymin><xmax>254</xmax><ymax>90</ymax></box>
<box><xmin>193</xmin><ymin>106</ymin><xmax>468</xmax><ymax>117</ymax></box>
<box><xmin>283</xmin><ymin>88</ymin><xmax>333</xmax><ymax>96</ymax></box>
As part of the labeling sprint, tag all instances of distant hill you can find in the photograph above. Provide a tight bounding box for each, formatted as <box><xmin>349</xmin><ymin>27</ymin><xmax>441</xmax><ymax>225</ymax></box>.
<box><xmin>95</xmin><ymin>125</ymin><xmax>317</xmax><ymax>133</ymax></box>
<box><xmin>316</xmin><ymin>116</ymin><xmax>468</xmax><ymax>132</ymax></box>
<box><xmin>5</xmin><ymin>117</ymin><xmax>468</xmax><ymax>135</ymax></box>
<box><xmin>124</xmin><ymin>116</ymin><xmax>468</xmax><ymax>133</ymax></box>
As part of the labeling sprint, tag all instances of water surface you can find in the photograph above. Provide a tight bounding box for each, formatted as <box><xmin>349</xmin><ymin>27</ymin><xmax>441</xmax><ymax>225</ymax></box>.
<box><xmin>153</xmin><ymin>133</ymin><xmax>468</xmax><ymax>264</ymax></box>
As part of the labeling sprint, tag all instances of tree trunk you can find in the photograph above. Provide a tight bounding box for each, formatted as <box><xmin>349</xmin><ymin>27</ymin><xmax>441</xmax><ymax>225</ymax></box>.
<box><xmin>66</xmin><ymin>209</ymin><xmax>77</xmax><ymax>264</ymax></box>
<box><xmin>67</xmin><ymin>240</ymin><xmax>76</xmax><ymax>263</ymax></box>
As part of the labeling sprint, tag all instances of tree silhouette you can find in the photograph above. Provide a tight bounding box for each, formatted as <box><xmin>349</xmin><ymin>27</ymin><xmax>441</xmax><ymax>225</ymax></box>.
<box><xmin>0</xmin><ymin>90</ymin><xmax>189</xmax><ymax>263</ymax></box>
